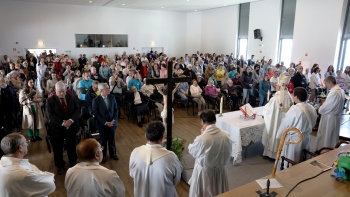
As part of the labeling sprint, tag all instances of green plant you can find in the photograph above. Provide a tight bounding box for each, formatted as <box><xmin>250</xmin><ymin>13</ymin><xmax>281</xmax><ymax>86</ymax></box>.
<box><xmin>171</xmin><ymin>137</ymin><xmax>186</xmax><ymax>162</ymax></box>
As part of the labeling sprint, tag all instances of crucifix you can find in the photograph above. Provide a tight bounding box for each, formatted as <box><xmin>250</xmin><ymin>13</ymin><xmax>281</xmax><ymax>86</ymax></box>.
<box><xmin>145</xmin><ymin>61</ymin><xmax>192</xmax><ymax>150</ymax></box>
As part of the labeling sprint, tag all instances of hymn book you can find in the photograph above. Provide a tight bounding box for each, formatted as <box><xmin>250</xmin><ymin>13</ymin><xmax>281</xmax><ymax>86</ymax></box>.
<box><xmin>239</xmin><ymin>103</ymin><xmax>256</xmax><ymax>119</ymax></box>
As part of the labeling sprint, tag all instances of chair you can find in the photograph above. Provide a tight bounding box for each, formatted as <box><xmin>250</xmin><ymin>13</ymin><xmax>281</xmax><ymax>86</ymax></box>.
<box><xmin>126</xmin><ymin>92</ymin><xmax>150</xmax><ymax>124</ymax></box>
<box><xmin>85</xmin><ymin>117</ymin><xmax>100</xmax><ymax>139</ymax></box>
<box><xmin>302</xmin><ymin>141</ymin><xmax>350</xmax><ymax>161</ymax></box>
<box><xmin>234</xmin><ymin>85</ymin><xmax>243</xmax><ymax>96</ymax></box>
<box><xmin>79</xmin><ymin>106</ymin><xmax>92</xmax><ymax>138</ymax></box>
<box><xmin>249</xmin><ymin>88</ymin><xmax>259</xmax><ymax>107</ymax></box>
<box><xmin>280</xmin><ymin>156</ymin><xmax>298</xmax><ymax>171</ymax></box>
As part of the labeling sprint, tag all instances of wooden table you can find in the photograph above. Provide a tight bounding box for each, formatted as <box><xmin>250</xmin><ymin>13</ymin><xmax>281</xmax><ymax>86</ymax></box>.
<box><xmin>217</xmin><ymin>145</ymin><xmax>350</xmax><ymax>197</ymax></box>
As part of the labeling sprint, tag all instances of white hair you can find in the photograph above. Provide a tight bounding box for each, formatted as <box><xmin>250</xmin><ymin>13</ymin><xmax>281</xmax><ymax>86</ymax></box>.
<box><xmin>227</xmin><ymin>80</ymin><xmax>233</xmax><ymax>84</ymax></box>
<box><xmin>55</xmin><ymin>81</ymin><xmax>66</xmax><ymax>90</ymax></box>
<box><xmin>6</xmin><ymin>71</ymin><xmax>19</xmax><ymax>79</ymax></box>
<box><xmin>98</xmin><ymin>83</ymin><xmax>108</xmax><ymax>90</ymax></box>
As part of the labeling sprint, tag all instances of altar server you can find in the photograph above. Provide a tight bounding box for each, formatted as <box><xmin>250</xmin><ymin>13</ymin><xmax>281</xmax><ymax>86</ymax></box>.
<box><xmin>276</xmin><ymin>88</ymin><xmax>317</xmax><ymax>169</ymax></box>
<box><xmin>188</xmin><ymin>110</ymin><xmax>232</xmax><ymax>197</ymax></box>
<box><xmin>262</xmin><ymin>73</ymin><xmax>293</xmax><ymax>159</ymax></box>
<box><xmin>65</xmin><ymin>138</ymin><xmax>125</xmax><ymax>197</ymax></box>
<box><xmin>129</xmin><ymin>121</ymin><xmax>182</xmax><ymax>197</ymax></box>
<box><xmin>0</xmin><ymin>133</ymin><xmax>56</xmax><ymax>197</ymax></box>
<box><xmin>314</xmin><ymin>76</ymin><xmax>345</xmax><ymax>151</ymax></box>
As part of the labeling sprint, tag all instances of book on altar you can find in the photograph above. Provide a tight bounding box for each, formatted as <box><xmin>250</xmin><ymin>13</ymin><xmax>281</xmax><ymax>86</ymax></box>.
<box><xmin>239</xmin><ymin>103</ymin><xmax>256</xmax><ymax>118</ymax></box>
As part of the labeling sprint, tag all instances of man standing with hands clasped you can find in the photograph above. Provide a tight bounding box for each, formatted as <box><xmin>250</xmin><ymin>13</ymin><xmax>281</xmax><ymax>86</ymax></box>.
<box><xmin>92</xmin><ymin>83</ymin><xmax>119</xmax><ymax>163</ymax></box>
<box><xmin>314</xmin><ymin>76</ymin><xmax>345</xmax><ymax>151</ymax></box>
<box><xmin>46</xmin><ymin>81</ymin><xmax>80</xmax><ymax>175</ymax></box>
<box><xmin>188</xmin><ymin>110</ymin><xmax>232</xmax><ymax>197</ymax></box>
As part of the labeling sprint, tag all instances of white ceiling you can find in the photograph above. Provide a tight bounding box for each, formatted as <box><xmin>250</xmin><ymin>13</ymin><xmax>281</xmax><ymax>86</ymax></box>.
<box><xmin>8</xmin><ymin>0</ymin><xmax>260</xmax><ymax>12</ymax></box>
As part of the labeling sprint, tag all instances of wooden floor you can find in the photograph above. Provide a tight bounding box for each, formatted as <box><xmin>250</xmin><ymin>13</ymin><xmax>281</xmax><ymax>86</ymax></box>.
<box><xmin>25</xmin><ymin>104</ymin><xmax>207</xmax><ymax>197</ymax></box>
<box><xmin>23</xmin><ymin>102</ymin><xmax>350</xmax><ymax>197</ymax></box>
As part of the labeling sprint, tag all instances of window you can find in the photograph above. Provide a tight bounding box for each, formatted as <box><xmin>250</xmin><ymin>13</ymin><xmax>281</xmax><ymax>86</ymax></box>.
<box><xmin>238</xmin><ymin>39</ymin><xmax>248</xmax><ymax>58</ymax></box>
<box><xmin>75</xmin><ymin>34</ymin><xmax>128</xmax><ymax>48</ymax></box>
<box><xmin>338</xmin><ymin>1</ymin><xmax>350</xmax><ymax>70</ymax></box>
<box><xmin>279</xmin><ymin>39</ymin><xmax>293</xmax><ymax>65</ymax></box>
<box><xmin>237</xmin><ymin>3</ymin><xmax>250</xmax><ymax>59</ymax></box>
<box><xmin>342</xmin><ymin>40</ymin><xmax>350</xmax><ymax>67</ymax></box>
<box><xmin>278</xmin><ymin>0</ymin><xmax>296</xmax><ymax>63</ymax></box>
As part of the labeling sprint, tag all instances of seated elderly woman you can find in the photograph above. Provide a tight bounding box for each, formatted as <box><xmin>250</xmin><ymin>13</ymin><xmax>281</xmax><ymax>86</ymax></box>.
<box><xmin>221</xmin><ymin>79</ymin><xmax>239</xmax><ymax>109</ymax></box>
<box><xmin>190</xmin><ymin>79</ymin><xmax>206</xmax><ymax>116</ymax></box>
<box><xmin>205</xmin><ymin>79</ymin><xmax>220</xmax><ymax>112</ymax></box>
<box><xmin>128</xmin><ymin>86</ymin><xmax>150</xmax><ymax>127</ymax></box>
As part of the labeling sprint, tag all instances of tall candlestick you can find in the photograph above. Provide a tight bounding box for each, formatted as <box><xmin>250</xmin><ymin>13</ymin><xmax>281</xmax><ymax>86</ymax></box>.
<box><xmin>220</xmin><ymin>96</ymin><xmax>223</xmax><ymax>115</ymax></box>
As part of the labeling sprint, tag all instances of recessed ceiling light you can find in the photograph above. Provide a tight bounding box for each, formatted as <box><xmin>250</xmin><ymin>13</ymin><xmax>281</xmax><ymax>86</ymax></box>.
<box><xmin>161</xmin><ymin>7</ymin><xmax>164</xmax><ymax>8</ymax></box>
<box><xmin>89</xmin><ymin>1</ymin><xmax>92</xmax><ymax>3</ymax></box>
<box><xmin>187</xmin><ymin>0</ymin><xmax>190</xmax><ymax>1</ymax></box>
<box><xmin>122</xmin><ymin>3</ymin><xmax>125</xmax><ymax>5</ymax></box>
<box><xmin>195</xmin><ymin>10</ymin><xmax>197</xmax><ymax>11</ymax></box>
<box><xmin>224</xmin><ymin>4</ymin><xmax>227</xmax><ymax>6</ymax></box>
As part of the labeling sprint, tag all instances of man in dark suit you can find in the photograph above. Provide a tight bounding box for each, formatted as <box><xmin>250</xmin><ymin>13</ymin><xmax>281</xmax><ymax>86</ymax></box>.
<box><xmin>0</xmin><ymin>77</ymin><xmax>14</xmax><ymax>134</ymax></box>
<box><xmin>92</xmin><ymin>83</ymin><xmax>119</xmax><ymax>163</ymax></box>
<box><xmin>291</xmin><ymin>65</ymin><xmax>307</xmax><ymax>88</ymax></box>
<box><xmin>46</xmin><ymin>81</ymin><xmax>80</xmax><ymax>175</ymax></box>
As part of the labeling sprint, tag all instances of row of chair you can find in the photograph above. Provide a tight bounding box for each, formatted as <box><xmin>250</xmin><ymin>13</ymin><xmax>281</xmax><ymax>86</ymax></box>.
<box><xmin>280</xmin><ymin>141</ymin><xmax>350</xmax><ymax>170</ymax></box>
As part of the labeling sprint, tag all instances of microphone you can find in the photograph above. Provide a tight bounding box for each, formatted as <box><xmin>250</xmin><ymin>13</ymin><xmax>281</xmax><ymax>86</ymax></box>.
<box><xmin>21</xmin><ymin>91</ymin><xmax>36</xmax><ymax>103</ymax></box>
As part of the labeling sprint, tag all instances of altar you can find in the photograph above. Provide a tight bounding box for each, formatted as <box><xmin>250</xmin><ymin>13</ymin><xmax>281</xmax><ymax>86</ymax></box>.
<box><xmin>216</xmin><ymin>107</ymin><xmax>265</xmax><ymax>164</ymax></box>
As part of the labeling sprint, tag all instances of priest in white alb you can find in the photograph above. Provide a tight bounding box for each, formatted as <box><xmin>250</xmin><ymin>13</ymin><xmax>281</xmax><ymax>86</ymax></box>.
<box><xmin>276</xmin><ymin>87</ymin><xmax>317</xmax><ymax>169</ymax></box>
<box><xmin>129</xmin><ymin>121</ymin><xmax>182</xmax><ymax>197</ymax></box>
<box><xmin>314</xmin><ymin>76</ymin><xmax>345</xmax><ymax>151</ymax></box>
<box><xmin>65</xmin><ymin>138</ymin><xmax>125</xmax><ymax>197</ymax></box>
<box><xmin>262</xmin><ymin>73</ymin><xmax>293</xmax><ymax>159</ymax></box>
<box><xmin>188</xmin><ymin>110</ymin><xmax>232</xmax><ymax>197</ymax></box>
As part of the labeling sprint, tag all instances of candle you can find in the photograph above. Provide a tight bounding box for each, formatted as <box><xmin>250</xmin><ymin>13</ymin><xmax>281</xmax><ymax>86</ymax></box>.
<box><xmin>220</xmin><ymin>96</ymin><xmax>223</xmax><ymax>114</ymax></box>
<box><xmin>267</xmin><ymin>90</ymin><xmax>271</xmax><ymax>101</ymax></box>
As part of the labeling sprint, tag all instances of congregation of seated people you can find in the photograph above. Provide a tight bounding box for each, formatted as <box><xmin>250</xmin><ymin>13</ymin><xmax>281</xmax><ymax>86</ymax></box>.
<box><xmin>0</xmin><ymin>49</ymin><xmax>349</xmax><ymax>196</ymax></box>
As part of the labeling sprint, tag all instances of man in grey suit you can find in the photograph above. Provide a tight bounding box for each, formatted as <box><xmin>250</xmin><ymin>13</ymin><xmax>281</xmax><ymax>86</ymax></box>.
<box><xmin>92</xmin><ymin>83</ymin><xmax>119</xmax><ymax>163</ymax></box>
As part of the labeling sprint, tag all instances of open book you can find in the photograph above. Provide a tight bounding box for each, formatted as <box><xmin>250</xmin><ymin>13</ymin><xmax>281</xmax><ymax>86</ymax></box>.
<box><xmin>239</xmin><ymin>103</ymin><xmax>256</xmax><ymax>118</ymax></box>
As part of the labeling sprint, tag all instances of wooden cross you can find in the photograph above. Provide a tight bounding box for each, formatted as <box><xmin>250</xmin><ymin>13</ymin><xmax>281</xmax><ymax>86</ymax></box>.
<box><xmin>145</xmin><ymin>61</ymin><xmax>192</xmax><ymax>150</ymax></box>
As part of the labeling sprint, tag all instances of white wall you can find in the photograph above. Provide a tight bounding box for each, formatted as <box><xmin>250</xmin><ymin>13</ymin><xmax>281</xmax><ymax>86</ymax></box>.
<box><xmin>292</xmin><ymin>0</ymin><xmax>347</xmax><ymax>72</ymax></box>
<box><xmin>186</xmin><ymin>12</ymin><xmax>202</xmax><ymax>55</ymax></box>
<box><xmin>248</xmin><ymin>0</ymin><xmax>282</xmax><ymax>62</ymax></box>
<box><xmin>0</xmin><ymin>0</ymin><xmax>187</xmax><ymax>60</ymax></box>
<box><xmin>200</xmin><ymin>6</ymin><xmax>239</xmax><ymax>55</ymax></box>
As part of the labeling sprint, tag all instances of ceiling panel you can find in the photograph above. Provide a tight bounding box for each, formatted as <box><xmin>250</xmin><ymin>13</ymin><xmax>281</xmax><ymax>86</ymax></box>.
<box><xmin>7</xmin><ymin>0</ymin><xmax>261</xmax><ymax>12</ymax></box>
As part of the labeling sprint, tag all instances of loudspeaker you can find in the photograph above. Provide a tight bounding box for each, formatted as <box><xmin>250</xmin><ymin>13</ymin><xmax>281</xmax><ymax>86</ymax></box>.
<box><xmin>254</xmin><ymin>29</ymin><xmax>262</xmax><ymax>40</ymax></box>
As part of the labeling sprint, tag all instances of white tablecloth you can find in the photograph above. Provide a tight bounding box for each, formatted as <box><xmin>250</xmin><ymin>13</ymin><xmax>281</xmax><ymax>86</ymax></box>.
<box><xmin>216</xmin><ymin>107</ymin><xmax>265</xmax><ymax>164</ymax></box>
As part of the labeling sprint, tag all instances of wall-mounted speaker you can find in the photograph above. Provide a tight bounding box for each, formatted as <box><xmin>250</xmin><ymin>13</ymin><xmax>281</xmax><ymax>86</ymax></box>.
<box><xmin>254</xmin><ymin>29</ymin><xmax>262</xmax><ymax>41</ymax></box>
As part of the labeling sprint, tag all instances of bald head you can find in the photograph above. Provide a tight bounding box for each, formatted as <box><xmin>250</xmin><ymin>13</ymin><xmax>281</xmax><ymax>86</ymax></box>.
<box><xmin>55</xmin><ymin>81</ymin><xmax>66</xmax><ymax>99</ymax></box>
<box><xmin>76</xmin><ymin>138</ymin><xmax>101</xmax><ymax>162</ymax></box>
<box><xmin>297</xmin><ymin>65</ymin><xmax>303</xmax><ymax>74</ymax></box>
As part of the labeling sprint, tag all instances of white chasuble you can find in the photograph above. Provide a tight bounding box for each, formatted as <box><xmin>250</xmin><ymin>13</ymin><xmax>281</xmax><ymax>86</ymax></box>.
<box><xmin>188</xmin><ymin>125</ymin><xmax>233</xmax><ymax>197</ymax></box>
<box><xmin>129</xmin><ymin>144</ymin><xmax>182</xmax><ymax>197</ymax></box>
<box><xmin>262</xmin><ymin>90</ymin><xmax>293</xmax><ymax>159</ymax></box>
<box><xmin>314</xmin><ymin>85</ymin><xmax>345</xmax><ymax>151</ymax></box>
<box><xmin>276</xmin><ymin>103</ymin><xmax>317</xmax><ymax>170</ymax></box>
